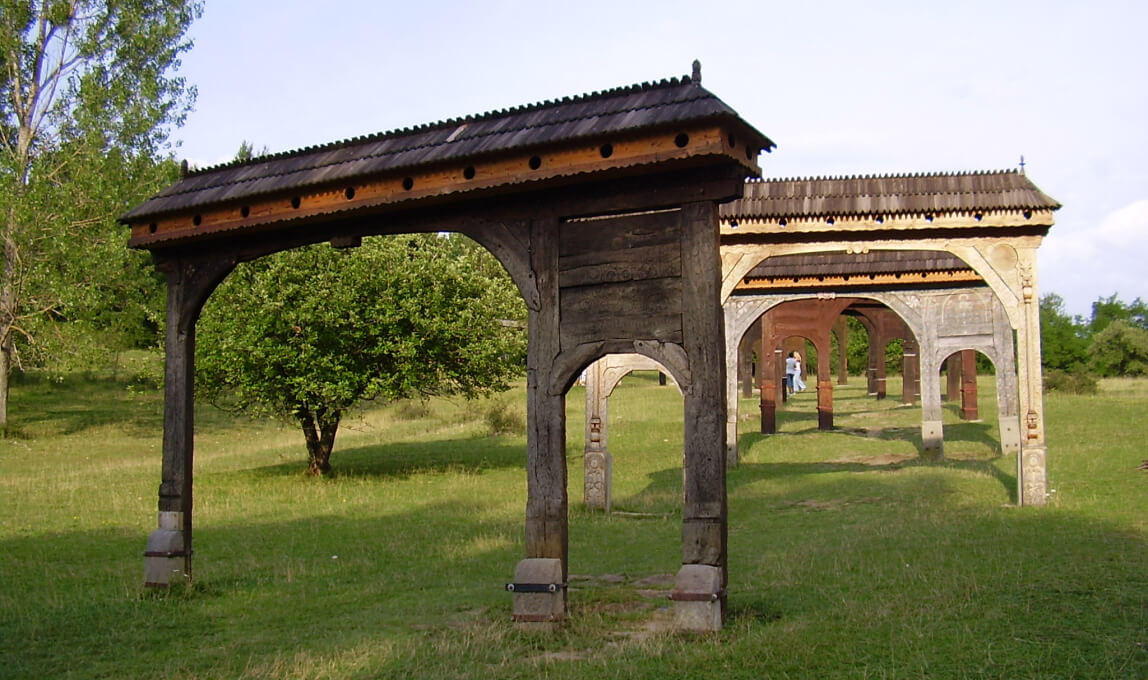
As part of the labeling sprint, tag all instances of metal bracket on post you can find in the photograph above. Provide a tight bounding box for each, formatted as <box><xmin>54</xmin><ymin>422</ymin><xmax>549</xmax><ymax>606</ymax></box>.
<box><xmin>509</xmin><ymin>558</ymin><xmax>566</xmax><ymax>628</ymax></box>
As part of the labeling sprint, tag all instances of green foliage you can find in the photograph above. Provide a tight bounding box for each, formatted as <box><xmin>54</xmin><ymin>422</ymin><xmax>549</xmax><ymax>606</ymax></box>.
<box><xmin>1043</xmin><ymin>367</ymin><xmax>1099</xmax><ymax>395</ymax></box>
<box><xmin>1088</xmin><ymin>319</ymin><xmax>1148</xmax><ymax>377</ymax></box>
<box><xmin>482</xmin><ymin>398</ymin><xmax>525</xmax><ymax>436</ymax></box>
<box><xmin>1040</xmin><ymin>294</ymin><xmax>1089</xmax><ymax>371</ymax></box>
<box><xmin>196</xmin><ymin>234</ymin><xmax>527</xmax><ymax>473</ymax></box>
<box><xmin>0</xmin><ymin>0</ymin><xmax>201</xmax><ymax>424</ymax></box>
<box><xmin>1089</xmin><ymin>293</ymin><xmax>1148</xmax><ymax>335</ymax></box>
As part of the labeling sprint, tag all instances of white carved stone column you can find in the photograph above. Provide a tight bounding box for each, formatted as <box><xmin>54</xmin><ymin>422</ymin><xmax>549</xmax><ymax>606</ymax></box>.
<box><xmin>1014</xmin><ymin>248</ymin><xmax>1048</xmax><ymax>506</ymax></box>
<box><xmin>583</xmin><ymin>359</ymin><xmax>611</xmax><ymax>511</ymax></box>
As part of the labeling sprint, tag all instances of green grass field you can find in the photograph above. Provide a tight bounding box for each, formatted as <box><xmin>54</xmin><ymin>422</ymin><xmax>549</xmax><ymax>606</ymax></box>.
<box><xmin>1</xmin><ymin>368</ymin><xmax>1145</xmax><ymax>679</ymax></box>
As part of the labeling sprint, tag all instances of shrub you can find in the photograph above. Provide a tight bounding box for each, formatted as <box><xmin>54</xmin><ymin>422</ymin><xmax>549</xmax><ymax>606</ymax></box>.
<box><xmin>484</xmin><ymin>399</ymin><xmax>524</xmax><ymax>436</ymax></box>
<box><xmin>1043</xmin><ymin>367</ymin><xmax>1098</xmax><ymax>395</ymax></box>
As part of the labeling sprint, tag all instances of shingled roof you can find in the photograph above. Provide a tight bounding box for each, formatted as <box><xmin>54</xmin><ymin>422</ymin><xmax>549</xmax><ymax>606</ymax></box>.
<box><xmin>720</xmin><ymin>171</ymin><xmax>1060</xmax><ymax>220</ymax></box>
<box><xmin>123</xmin><ymin>67</ymin><xmax>774</xmax><ymax>224</ymax></box>
<box><xmin>745</xmin><ymin>250</ymin><xmax>973</xmax><ymax>278</ymax></box>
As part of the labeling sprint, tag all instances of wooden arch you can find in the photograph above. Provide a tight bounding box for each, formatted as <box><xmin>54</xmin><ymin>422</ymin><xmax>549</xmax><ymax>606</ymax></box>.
<box><xmin>123</xmin><ymin>68</ymin><xmax>773</xmax><ymax>631</ymax></box>
<box><xmin>716</xmin><ymin>172</ymin><xmax>1058</xmax><ymax>504</ymax></box>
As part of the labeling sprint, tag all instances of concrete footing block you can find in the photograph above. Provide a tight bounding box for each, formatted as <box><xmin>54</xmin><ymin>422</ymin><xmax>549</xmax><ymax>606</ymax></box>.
<box><xmin>143</xmin><ymin>511</ymin><xmax>187</xmax><ymax>586</ymax></box>
<box><xmin>921</xmin><ymin>420</ymin><xmax>944</xmax><ymax>459</ymax></box>
<box><xmin>671</xmin><ymin>564</ymin><xmax>723</xmax><ymax>632</ymax></box>
<box><xmin>509</xmin><ymin>558</ymin><xmax>565</xmax><ymax>629</ymax></box>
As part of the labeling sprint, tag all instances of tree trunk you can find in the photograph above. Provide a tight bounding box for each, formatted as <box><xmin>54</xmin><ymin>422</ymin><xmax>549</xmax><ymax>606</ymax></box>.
<box><xmin>0</xmin><ymin>339</ymin><xmax>9</xmax><ymax>435</ymax></box>
<box><xmin>299</xmin><ymin>409</ymin><xmax>341</xmax><ymax>476</ymax></box>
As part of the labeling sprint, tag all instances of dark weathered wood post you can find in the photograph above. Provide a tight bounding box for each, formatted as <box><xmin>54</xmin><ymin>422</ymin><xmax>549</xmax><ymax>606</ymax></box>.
<box><xmin>902</xmin><ymin>334</ymin><xmax>920</xmax><ymax>404</ymax></box>
<box><xmin>945</xmin><ymin>353</ymin><xmax>962</xmax><ymax>401</ymax></box>
<box><xmin>673</xmin><ymin>200</ymin><xmax>728</xmax><ymax>631</ymax></box>
<box><xmin>517</xmin><ymin>217</ymin><xmax>568</xmax><ymax>621</ymax></box>
<box><xmin>834</xmin><ymin>316</ymin><xmax>849</xmax><ymax>385</ymax></box>
<box><xmin>144</xmin><ymin>256</ymin><xmax>233</xmax><ymax>586</ymax></box>
<box><xmin>815</xmin><ymin>336</ymin><xmax>834</xmax><ymax>429</ymax></box>
<box><xmin>759</xmin><ymin>318</ymin><xmax>776</xmax><ymax>434</ymax></box>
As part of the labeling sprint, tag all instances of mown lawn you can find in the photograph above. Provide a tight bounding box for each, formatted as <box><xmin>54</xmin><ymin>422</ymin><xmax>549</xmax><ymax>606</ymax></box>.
<box><xmin>1</xmin><ymin>369</ymin><xmax>1144</xmax><ymax>679</ymax></box>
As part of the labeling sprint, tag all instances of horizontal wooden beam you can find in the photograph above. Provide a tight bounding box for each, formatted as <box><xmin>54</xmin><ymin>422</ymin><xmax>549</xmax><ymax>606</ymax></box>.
<box><xmin>129</xmin><ymin>123</ymin><xmax>760</xmax><ymax>249</ymax></box>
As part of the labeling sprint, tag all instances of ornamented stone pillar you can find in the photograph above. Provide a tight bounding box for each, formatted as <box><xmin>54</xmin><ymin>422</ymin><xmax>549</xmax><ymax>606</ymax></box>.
<box><xmin>583</xmin><ymin>359</ymin><xmax>611</xmax><ymax>511</ymax></box>
<box><xmin>1014</xmin><ymin>249</ymin><xmax>1048</xmax><ymax>506</ymax></box>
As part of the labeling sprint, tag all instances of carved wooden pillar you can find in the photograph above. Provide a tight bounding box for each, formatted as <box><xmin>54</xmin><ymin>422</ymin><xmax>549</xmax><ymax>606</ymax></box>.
<box><xmin>583</xmin><ymin>359</ymin><xmax>611</xmax><ymax>511</ymax></box>
<box><xmin>675</xmin><ymin>201</ymin><xmax>728</xmax><ymax>629</ymax></box>
<box><xmin>960</xmin><ymin>350</ymin><xmax>979</xmax><ymax>420</ymax></box>
<box><xmin>992</xmin><ymin>301</ymin><xmax>1021</xmax><ymax>455</ymax></box>
<box><xmin>144</xmin><ymin>255</ymin><xmax>234</xmax><ymax>586</ymax></box>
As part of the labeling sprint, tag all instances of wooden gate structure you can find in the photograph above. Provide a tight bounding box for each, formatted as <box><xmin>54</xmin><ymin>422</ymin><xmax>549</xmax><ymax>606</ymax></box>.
<box><xmin>720</xmin><ymin>172</ymin><xmax>1057</xmax><ymax>505</ymax></box>
<box><xmin>582</xmin><ymin>170</ymin><xmax>1058</xmax><ymax>512</ymax></box>
<box><xmin>122</xmin><ymin>65</ymin><xmax>772</xmax><ymax>630</ymax></box>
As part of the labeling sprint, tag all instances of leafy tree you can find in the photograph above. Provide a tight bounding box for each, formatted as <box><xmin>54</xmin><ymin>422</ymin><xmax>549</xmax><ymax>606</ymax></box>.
<box><xmin>1040</xmin><ymin>293</ymin><xmax>1089</xmax><ymax>371</ymax></box>
<box><xmin>196</xmin><ymin>234</ymin><xmax>527</xmax><ymax>476</ymax></box>
<box><xmin>1088</xmin><ymin>294</ymin><xmax>1148</xmax><ymax>335</ymax></box>
<box><xmin>0</xmin><ymin>0</ymin><xmax>201</xmax><ymax>427</ymax></box>
<box><xmin>1088</xmin><ymin>320</ymin><xmax>1148</xmax><ymax>377</ymax></box>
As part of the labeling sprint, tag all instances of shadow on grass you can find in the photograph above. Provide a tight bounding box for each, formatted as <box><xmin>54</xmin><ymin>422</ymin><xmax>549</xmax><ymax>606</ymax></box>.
<box><xmin>2</xmin><ymin>479</ymin><xmax>1143</xmax><ymax>679</ymax></box>
<box><xmin>236</xmin><ymin>436</ymin><xmax>527</xmax><ymax>481</ymax></box>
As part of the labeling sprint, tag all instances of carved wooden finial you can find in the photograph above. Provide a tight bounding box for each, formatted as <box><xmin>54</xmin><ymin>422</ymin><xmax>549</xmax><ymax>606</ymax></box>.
<box><xmin>692</xmin><ymin>60</ymin><xmax>702</xmax><ymax>84</ymax></box>
<box><xmin>179</xmin><ymin>159</ymin><xmax>189</xmax><ymax>178</ymax></box>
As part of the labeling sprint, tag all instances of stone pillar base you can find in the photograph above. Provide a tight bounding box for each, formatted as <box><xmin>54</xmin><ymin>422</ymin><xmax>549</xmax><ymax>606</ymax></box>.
<box><xmin>999</xmin><ymin>415</ymin><xmax>1020</xmax><ymax>455</ymax></box>
<box><xmin>671</xmin><ymin>564</ymin><xmax>724</xmax><ymax>632</ymax></box>
<box><xmin>921</xmin><ymin>420</ymin><xmax>944</xmax><ymax>459</ymax></box>
<box><xmin>143</xmin><ymin>511</ymin><xmax>188</xmax><ymax>586</ymax></box>
<box><xmin>726</xmin><ymin>420</ymin><xmax>739</xmax><ymax>467</ymax></box>
<box><xmin>509</xmin><ymin>558</ymin><xmax>566</xmax><ymax>630</ymax></box>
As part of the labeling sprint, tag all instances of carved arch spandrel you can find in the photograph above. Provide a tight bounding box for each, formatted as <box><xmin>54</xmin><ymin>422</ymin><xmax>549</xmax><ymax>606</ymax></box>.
<box><xmin>549</xmin><ymin>340</ymin><xmax>691</xmax><ymax>396</ymax></box>
<box><xmin>456</xmin><ymin>217</ymin><xmax>539</xmax><ymax>312</ymax></box>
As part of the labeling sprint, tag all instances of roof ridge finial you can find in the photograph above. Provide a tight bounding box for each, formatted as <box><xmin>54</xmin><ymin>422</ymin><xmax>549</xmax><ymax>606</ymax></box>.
<box><xmin>692</xmin><ymin>59</ymin><xmax>702</xmax><ymax>84</ymax></box>
<box><xmin>1018</xmin><ymin>154</ymin><xmax>1026</xmax><ymax>175</ymax></box>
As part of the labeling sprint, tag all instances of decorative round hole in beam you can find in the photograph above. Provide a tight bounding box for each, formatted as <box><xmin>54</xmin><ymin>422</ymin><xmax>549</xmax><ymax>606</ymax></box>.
<box><xmin>599</xmin><ymin>143</ymin><xmax>613</xmax><ymax>159</ymax></box>
<box><xmin>974</xmin><ymin>213</ymin><xmax>983</xmax><ymax>221</ymax></box>
<box><xmin>402</xmin><ymin>177</ymin><xmax>414</xmax><ymax>190</ymax></box>
<box><xmin>674</xmin><ymin>133</ymin><xmax>689</xmax><ymax>148</ymax></box>
<box><xmin>876</xmin><ymin>216</ymin><xmax>884</xmax><ymax>224</ymax></box>
<box><xmin>463</xmin><ymin>166</ymin><xmax>476</xmax><ymax>180</ymax></box>
<box><xmin>826</xmin><ymin>217</ymin><xmax>835</xmax><ymax>225</ymax></box>
<box><xmin>240</xmin><ymin>206</ymin><xmax>250</xmax><ymax>218</ymax></box>
<box><xmin>925</xmin><ymin>214</ymin><xmax>934</xmax><ymax>223</ymax></box>
<box><xmin>779</xmin><ymin>218</ymin><xmax>787</xmax><ymax>227</ymax></box>
<box><xmin>528</xmin><ymin>156</ymin><xmax>542</xmax><ymax>170</ymax></box>
<box><xmin>344</xmin><ymin>187</ymin><xmax>356</xmax><ymax>200</ymax></box>
<box><xmin>148</xmin><ymin>223</ymin><xmax>157</xmax><ymax>234</ymax></box>
<box><xmin>192</xmin><ymin>214</ymin><xmax>202</xmax><ymax>226</ymax></box>
<box><xmin>1023</xmin><ymin>211</ymin><xmax>1032</xmax><ymax>219</ymax></box>
<box><xmin>290</xmin><ymin>196</ymin><xmax>301</xmax><ymax>209</ymax></box>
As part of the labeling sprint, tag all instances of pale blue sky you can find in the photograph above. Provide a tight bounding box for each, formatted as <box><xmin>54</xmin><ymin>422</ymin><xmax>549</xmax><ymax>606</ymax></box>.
<box><xmin>174</xmin><ymin>0</ymin><xmax>1147</xmax><ymax>317</ymax></box>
